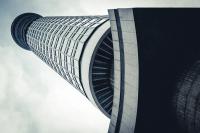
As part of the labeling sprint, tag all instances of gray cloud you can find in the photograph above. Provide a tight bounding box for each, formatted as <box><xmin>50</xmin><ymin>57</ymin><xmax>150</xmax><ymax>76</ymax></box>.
<box><xmin>0</xmin><ymin>46</ymin><xmax>109</xmax><ymax>133</ymax></box>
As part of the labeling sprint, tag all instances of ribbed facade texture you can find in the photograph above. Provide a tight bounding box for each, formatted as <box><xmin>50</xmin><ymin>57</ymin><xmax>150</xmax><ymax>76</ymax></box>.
<box><xmin>27</xmin><ymin>16</ymin><xmax>109</xmax><ymax>94</ymax></box>
<box><xmin>91</xmin><ymin>32</ymin><xmax>114</xmax><ymax>115</ymax></box>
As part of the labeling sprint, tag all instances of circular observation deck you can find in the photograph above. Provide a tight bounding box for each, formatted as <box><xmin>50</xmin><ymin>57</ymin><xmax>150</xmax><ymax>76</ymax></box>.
<box><xmin>81</xmin><ymin>21</ymin><xmax>114</xmax><ymax>118</ymax></box>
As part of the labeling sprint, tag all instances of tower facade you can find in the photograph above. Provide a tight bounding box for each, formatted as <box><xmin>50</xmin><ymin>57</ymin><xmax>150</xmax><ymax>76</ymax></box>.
<box><xmin>11</xmin><ymin>13</ymin><xmax>114</xmax><ymax>117</ymax></box>
<box><xmin>11</xmin><ymin>8</ymin><xmax>200</xmax><ymax>133</ymax></box>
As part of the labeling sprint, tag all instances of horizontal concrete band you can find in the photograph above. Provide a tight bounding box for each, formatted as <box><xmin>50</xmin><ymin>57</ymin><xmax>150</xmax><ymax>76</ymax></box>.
<box><xmin>108</xmin><ymin>8</ymin><xmax>139</xmax><ymax>133</ymax></box>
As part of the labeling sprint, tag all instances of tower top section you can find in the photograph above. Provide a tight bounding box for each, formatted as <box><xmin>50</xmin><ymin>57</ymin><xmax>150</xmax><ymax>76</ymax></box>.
<box><xmin>11</xmin><ymin>13</ymin><xmax>42</xmax><ymax>50</ymax></box>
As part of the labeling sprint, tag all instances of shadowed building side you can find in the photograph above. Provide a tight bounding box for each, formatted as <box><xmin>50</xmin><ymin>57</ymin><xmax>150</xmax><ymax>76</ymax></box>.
<box><xmin>108</xmin><ymin>8</ymin><xmax>200</xmax><ymax>133</ymax></box>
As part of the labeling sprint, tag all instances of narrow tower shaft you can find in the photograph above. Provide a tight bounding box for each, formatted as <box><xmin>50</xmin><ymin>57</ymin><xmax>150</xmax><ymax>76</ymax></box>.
<box><xmin>26</xmin><ymin>16</ymin><xmax>109</xmax><ymax>93</ymax></box>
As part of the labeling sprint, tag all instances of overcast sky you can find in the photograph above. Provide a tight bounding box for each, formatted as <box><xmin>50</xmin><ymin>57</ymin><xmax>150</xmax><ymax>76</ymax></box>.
<box><xmin>1</xmin><ymin>0</ymin><xmax>200</xmax><ymax>133</ymax></box>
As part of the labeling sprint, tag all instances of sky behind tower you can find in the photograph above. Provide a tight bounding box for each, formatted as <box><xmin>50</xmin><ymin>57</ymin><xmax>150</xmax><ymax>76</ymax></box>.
<box><xmin>0</xmin><ymin>0</ymin><xmax>200</xmax><ymax>133</ymax></box>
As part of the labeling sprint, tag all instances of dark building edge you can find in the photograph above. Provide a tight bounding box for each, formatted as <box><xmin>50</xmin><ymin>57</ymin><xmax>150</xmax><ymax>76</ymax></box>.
<box><xmin>11</xmin><ymin>13</ymin><xmax>42</xmax><ymax>50</ymax></box>
<box><xmin>107</xmin><ymin>8</ymin><xmax>200</xmax><ymax>133</ymax></box>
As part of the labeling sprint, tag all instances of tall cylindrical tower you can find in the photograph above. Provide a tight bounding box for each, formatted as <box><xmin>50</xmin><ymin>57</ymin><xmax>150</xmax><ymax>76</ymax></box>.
<box><xmin>11</xmin><ymin>13</ymin><xmax>114</xmax><ymax>117</ymax></box>
<box><xmin>12</xmin><ymin>9</ymin><xmax>200</xmax><ymax>133</ymax></box>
